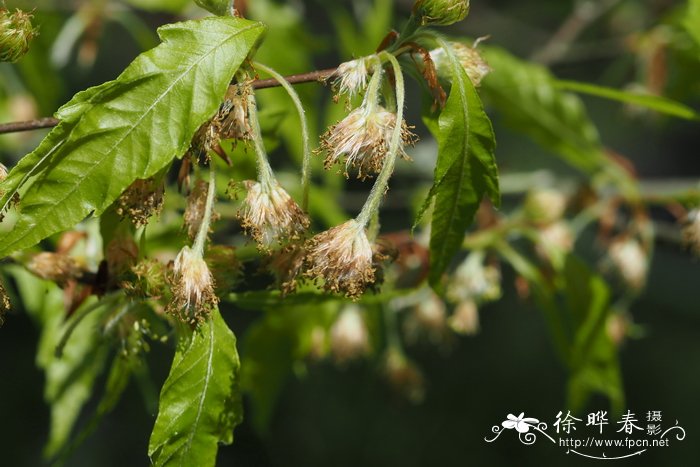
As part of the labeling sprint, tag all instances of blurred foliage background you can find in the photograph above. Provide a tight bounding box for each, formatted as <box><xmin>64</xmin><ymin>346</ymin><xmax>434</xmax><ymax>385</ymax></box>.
<box><xmin>1</xmin><ymin>0</ymin><xmax>699</xmax><ymax>465</ymax></box>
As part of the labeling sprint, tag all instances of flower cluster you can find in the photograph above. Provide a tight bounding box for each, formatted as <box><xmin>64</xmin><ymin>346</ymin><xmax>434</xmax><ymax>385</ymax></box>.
<box><xmin>116</xmin><ymin>178</ymin><xmax>164</xmax><ymax>227</ymax></box>
<box><xmin>0</xmin><ymin>7</ymin><xmax>37</xmax><ymax>63</ymax></box>
<box><xmin>304</xmin><ymin>220</ymin><xmax>375</xmax><ymax>299</ymax></box>
<box><xmin>430</xmin><ymin>41</ymin><xmax>491</xmax><ymax>86</ymax></box>
<box><xmin>237</xmin><ymin>179</ymin><xmax>309</xmax><ymax>250</ymax></box>
<box><xmin>167</xmin><ymin>246</ymin><xmax>218</xmax><ymax>325</ymax></box>
<box><xmin>319</xmin><ymin>105</ymin><xmax>416</xmax><ymax>179</ymax></box>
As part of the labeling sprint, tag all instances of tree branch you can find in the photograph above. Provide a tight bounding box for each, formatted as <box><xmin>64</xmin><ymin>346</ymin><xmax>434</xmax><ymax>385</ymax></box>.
<box><xmin>0</xmin><ymin>67</ymin><xmax>339</xmax><ymax>135</ymax></box>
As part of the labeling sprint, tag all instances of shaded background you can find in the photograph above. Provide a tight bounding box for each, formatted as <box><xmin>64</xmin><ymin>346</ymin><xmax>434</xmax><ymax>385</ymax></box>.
<box><xmin>1</xmin><ymin>0</ymin><xmax>699</xmax><ymax>466</ymax></box>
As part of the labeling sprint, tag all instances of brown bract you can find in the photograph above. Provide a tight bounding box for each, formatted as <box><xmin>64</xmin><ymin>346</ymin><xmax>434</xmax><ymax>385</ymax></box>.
<box><xmin>184</xmin><ymin>180</ymin><xmax>213</xmax><ymax>241</ymax></box>
<box><xmin>303</xmin><ymin>219</ymin><xmax>375</xmax><ymax>299</ymax></box>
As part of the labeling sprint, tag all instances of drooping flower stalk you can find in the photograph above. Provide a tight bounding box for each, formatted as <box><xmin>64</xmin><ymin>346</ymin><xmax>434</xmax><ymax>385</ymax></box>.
<box><xmin>237</xmin><ymin>92</ymin><xmax>309</xmax><ymax>250</ymax></box>
<box><xmin>355</xmin><ymin>52</ymin><xmax>406</xmax><ymax>228</ymax></box>
<box><xmin>253</xmin><ymin>62</ymin><xmax>311</xmax><ymax>211</ymax></box>
<box><xmin>168</xmin><ymin>166</ymin><xmax>218</xmax><ymax>324</ymax></box>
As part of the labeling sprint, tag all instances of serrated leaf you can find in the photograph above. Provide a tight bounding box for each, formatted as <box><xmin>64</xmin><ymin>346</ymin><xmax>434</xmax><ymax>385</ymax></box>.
<box><xmin>481</xmin><ymin>46</ymin><xmax>605</xmax><ymax>173</ymax></box>
<box><xmin>555</xmin><ymin>79</ymin><xmax>700</xmax><ymax>121</ymax></box>
<box><xmin>149</xmin><ymin>309</ymin><xmax>243</xmax><ymax>467</ymax></box>
<box><xmin>0</xmin><ymin>17</ymin><xmax>265</xmax><ymax>257</ymax></box>
<box><xmin>417</xmin><ymin>43</ymin><xmax>499</xmax><ymax>288</ymax></box>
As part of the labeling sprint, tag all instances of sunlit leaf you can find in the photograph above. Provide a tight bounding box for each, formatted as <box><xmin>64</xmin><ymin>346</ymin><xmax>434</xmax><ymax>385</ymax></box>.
<box><xmin>0</xmin><ymin>17</ymin><xmax>265</xmax><ymax>257</ymax></box>
<box><xmin>149</xmin><ymin>309</ymin><xmax>243</xmax><ymax>467</ymax></box>
<box><xmin>481</xmin><ymin>46</ymin><xmax>605</xmax><ymax>173</ymax></box>
<box><xmin>555</xmin><ymin>79</ymin><xmax>700</xmax><ymax>121</ymax></box>
<box><xmin>418</xmin><ymin>42</ymin><xmax>499</xmax><ymax>288</ymax></box>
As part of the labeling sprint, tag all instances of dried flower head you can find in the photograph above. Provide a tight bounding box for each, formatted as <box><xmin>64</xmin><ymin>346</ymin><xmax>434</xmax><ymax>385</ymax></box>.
<box><xmin>238</xmin><ymin>180</ymin><xmax>309</xmax><ymax>250</ymax></box>
<box><xmin>682</xmin><ymin>209</ymin><xmax>700</xmax><ymax>255</ymax></box>
<box><xmin>414</xmin><ymin>0</ymin><xmax>470</xmax><ymax>26</ymax></box>
<box><xmin>608</xmin><ymin>238</ymin><xmax>648</xmax><ymax>290</ymax></box>
<box><xmin>0</xmin><ymin>7</ymin><xmax>37</xmax><ymax>63</ymax></box>
<box><xmin>535</xmin><ymin>221</ymin><xmax>575</xmax><ymax>265</ymax></box>
<box><xmin>304</xmin><ymin>219</ymin><xmax>375</xmax><ymax>298</ymax></box>
<box><xmin>330</xmin><ymin>305</ymin><xmax>371</xmax><ymax>363</ymax></box>
<box><xmin>447</xmin><ymin>251</ymin><xmax>501</xmax><ymax>304</ymax></box>
<box><xmin>219</xmin><ymin>83</ymin><xmax>253</xmax><ymax>141</ymax></box>
<box><xmin>184</xmin><ymin>180</ymin><xmax>215</xmax><ymax>241</ymax></box>
<box><xmin>105</xmin><ymin>233</ymin><xmax>138</xmax><ymax>280</ymax></box>
<box><xmin>168</xmin><ymin>246</ymin><xmax>218</xmax><ymax>325</ymax></box>
<box><xmin>524</xmin><ymin>188</ymin><xmax>568</xmax><ymax>226</ymax></box>
<box><xmin>333</xmin><ymin>57</ymin><xmax>371</xmax><ymax>100</ymax></box>
<box><xmin>383</xmin><ymin>348</ymin><xmax>425</xmax><ymax>403</ymax></box>
<box><xmin>116</xmin><ymin>178</ymin><xmax>164</xmax><ymax>227</ymax></box>
<box><xmin>449</xmin><ymin>299</ymin><xmax>480</xmax><ymax>335</ymax></box>
<box><xmin>404</xmin><ymin>293</ymin><xmax>449</xmax><ymax>344</ymax></box>
<box><xmin>27</xmin><ymin>252</ymin><xmax>81</xmax><ymax>284</ymax></box>
<box><xmin>266</xmin><ymin>242</ymin><xmax>307</xmax><ymax>294</ymax></box>
<box><xmin>319</xmin><ymin>105</ymin><xmax>416</xmax><ymax>179</ymax></box>
<box><xmin>430</xmin><ymin>41</ymin><xmax>491</xmax><ymax>86</ymax></box>
<box><xmin>127</xmin><ymin>259</ymin><xmax>167</xmax><ymax>299</ymax></box>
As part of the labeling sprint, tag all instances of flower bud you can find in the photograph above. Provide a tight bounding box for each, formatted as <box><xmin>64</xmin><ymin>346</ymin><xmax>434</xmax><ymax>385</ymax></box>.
<box><xmin>449</xmin><ymin>299</ymin><xmax>480</xmax><ymax>335</ymax></box>
<box><xmin>128</xmin><ymin>259</ymin><xmax>167</xmax><ymax>299</ymax></box>
<box><xmin>413</xmin><ymin>0</ymin><xmax>470</xmax><ymax>26</ymax></box>
<box><xmin>333</xmin><ymin>57</ymin><xmax>372</xmax><ymax>100</ymax></box>
<box><xmin>0</xmin><ymin>8</ymin><xmax>37</xmax><ymax>63</ymax></box>
<box><xmin>404</xmin><ymin>293</ymin><xmax>449</xmax><ymax>344</ymax></box>
<box><xmin>330</xmin><ymin>305</ymin><xmax>371</xmax><ymax>363</ymax></box>
<box><xmin>535</xmin><ymin>221</ymin><xmax>574</xmax><ymax>266</ymax></box>
<box><xmin>447</xmin><ymin>251</ymin><xmax>501</xmax><ymax>303</ymax></box>
<box><xmin>184</xmin><ymin>180</ymin><xmax>212</xmax><ymax>241</ymax></box>
<box><xmin>429</xmin><ymin>41</ymin><xmax>491</xmax><ymax>86</ymax></box>
<box><xmin>608</xmin><ymin>238</ymin><xmax>648</xmax><ymax>290</ymax></box>
<box><xmin>682</xmin><ymin>209</ymin><xmax>700</xmax><ymax>255</ymax></box>
<box><xmin>524</xmin><ymin>188</ymin><xmax>568</xmax><ymax>226</ymax></box>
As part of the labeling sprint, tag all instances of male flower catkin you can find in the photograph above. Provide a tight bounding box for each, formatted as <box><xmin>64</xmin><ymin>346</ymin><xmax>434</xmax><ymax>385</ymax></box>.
<box><xmin>304</xmin><ymin>219</ymin><xmax>375</xmax><ymax>298</ymax></box>
<box><xmin>0</xmin><ymin>7</ymin><xmax>37</xmax><ymax>63</ymax></box>
<box><xmin>333</xmin><ymin>57</ymin><xmax>371</xmax><ymax>100</ymax></box>
<box><xmin>237</xmin><ymin>179</ymin><xmax>309</xmax><ymax>250</ymax></box>
<box><xmin>319</xmin><ymin>105</ymin><xmax>415</xmax><ymax>179</ymax></box>
<box><xmin>168</xmin><ymin>246</ymin><xmax>218</xmax><ymax>325</ymax></box>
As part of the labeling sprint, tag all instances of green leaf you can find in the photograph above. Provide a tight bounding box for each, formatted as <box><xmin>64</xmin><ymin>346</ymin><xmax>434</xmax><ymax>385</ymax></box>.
<box><xmin>481</xmin><ymin>46</ymin><xmax>605</xmax><ymax>173</ymax></box>
<box><xmin>685</xmin><ymin>0</ymin><xmax>700</xmax><ymax>50</ymax></box>
<box><xmin>8</xmin><ymin>267</ymin><xmax>110</xmax><ymax>459</ymax></box>
<box><xmin>555</xmin><ymin>79</ymin><xmax>700</xmax><ymax>121</ymax></box>
<box><xmin>0</xmin><ymin>17</ymin><xmax>265</xmax><ymax>257</ymax></box>
<box><xmin>418</xmin><ymin>42</ymin><xmax>499</xmax><ymax>288</ymax></box>
<box><xmin>563</xmin><ymin>257</ymin><xmax>624</xmax><ymax>414</ymax></box>
<box><xmin>149</xmin><ymin>309</ymin><xmax>243</xmax><ymax>467</ymax></box>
